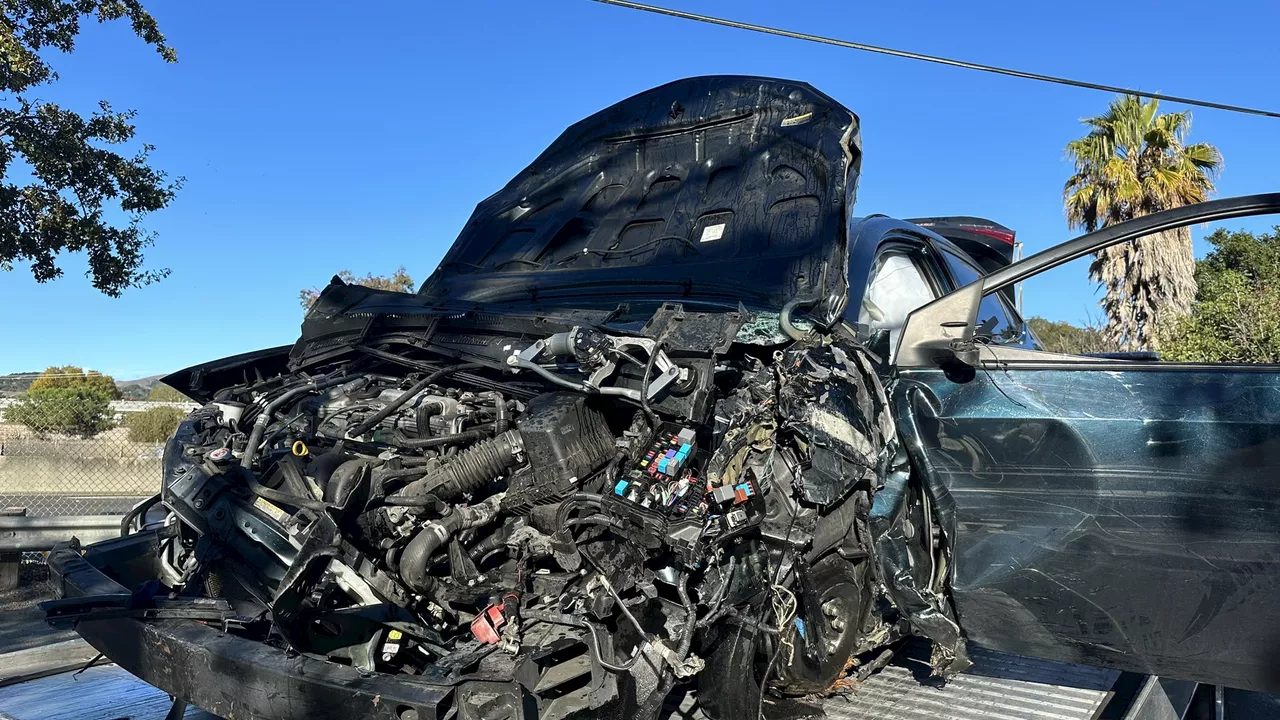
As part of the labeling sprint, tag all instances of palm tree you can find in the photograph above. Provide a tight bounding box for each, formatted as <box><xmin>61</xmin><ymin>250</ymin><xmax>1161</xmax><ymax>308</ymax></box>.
<box><xmin>1064</xmin><ymin>95</ymin><xmax>1222</xmax><ymax>350</ymax></box>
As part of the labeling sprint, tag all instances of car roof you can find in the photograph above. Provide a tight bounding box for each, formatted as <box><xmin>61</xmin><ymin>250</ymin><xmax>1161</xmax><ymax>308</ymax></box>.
<box><xmin>849</xmin><ymin>216</ymin><xmax>978</xmax><ymax>264</ymax></box>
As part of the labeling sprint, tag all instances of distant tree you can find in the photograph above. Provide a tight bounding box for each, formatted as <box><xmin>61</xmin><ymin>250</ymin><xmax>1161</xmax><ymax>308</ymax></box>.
<box><xmin>1162</xmin><ymin>227</ymin><xmax>1280</xmax><ymax>363</ymax></box>
<box><xmin>298</xmin><ymin>267</ymin><xmax>415</xmax><ymax>310</ymax></box>
<box><xmin>8</xmin><ymin>386</ymin><xmax>113</xmax><ymax>437</ymax></box>
<box><xmin>1026</xmin><ymin>317</ymin><xmax>1115</xmax><ymax>355</ymax></box>
<box><xmin>27</xmin><ymin>366</ymin><xmax>120</xmax><ymax>399</ymax></box>
<box><xmin>147</xmin><ymin>382</ymin><xmax>187</xmax><ymax>402</ymax></box>
<box><xmin>1064</xmin><ymin>95</ymin><xmax>1222</xmax><ymax>351</ymax></box>
<box><xmin>118</xmin><ymin>383</ymin><xmax>149</xmax><ymax>400</ymax></box>
<box><xmin>123</xmin><ymin>405</ymin><xmax>187</xmax><ymax>443</ymax></box>
<box><xmin>0</xmin><ymin>0</ymin><xmax>181</xmax><ymax>296</ymax></box>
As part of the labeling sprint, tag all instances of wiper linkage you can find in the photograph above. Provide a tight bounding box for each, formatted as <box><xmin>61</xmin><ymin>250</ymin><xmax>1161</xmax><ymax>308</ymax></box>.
<box><xmin>509</xmin><ymin>326</ymin><xmax>684</xmax><ymax>403</ymax></box>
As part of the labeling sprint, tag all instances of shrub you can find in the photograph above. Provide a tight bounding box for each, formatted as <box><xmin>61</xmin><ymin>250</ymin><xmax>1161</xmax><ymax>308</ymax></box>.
<box><xmin>8</xmin><ymin>387</ymin><xmax>115</xmax><ymax>437</ymax></box>
<box><xmin>1161</xmin><ymin>227</ymin><xmax>1280</xmax><ymax>363</ymax></box>
<box><xmin>27</xmin><ymin>365</ymin><xmax>120</xmax><ymax>399</ymax></box>
<box><xmin>124</xmin><ymin>406</ymin><xmax>189</xmax><ymax>443</ymax></box>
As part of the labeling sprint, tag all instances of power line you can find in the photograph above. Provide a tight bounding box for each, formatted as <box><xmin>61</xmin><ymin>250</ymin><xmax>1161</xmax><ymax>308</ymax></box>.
<box><xmin>589</xmin><ymin>0</ymin><xmax>1280</xmax><ymax>119</ymax></box>
<box><xmin>1</xmin><ymin>373</ymin><xmax>114</xmax><ymax>378</ymax></box>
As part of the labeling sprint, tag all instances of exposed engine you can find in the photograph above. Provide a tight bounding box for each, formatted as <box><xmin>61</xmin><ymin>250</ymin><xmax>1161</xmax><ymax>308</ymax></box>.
<box><xmin>144</xmin><ymin>315</ymin><xmax>934</xmax><ymax>719</ymax></box>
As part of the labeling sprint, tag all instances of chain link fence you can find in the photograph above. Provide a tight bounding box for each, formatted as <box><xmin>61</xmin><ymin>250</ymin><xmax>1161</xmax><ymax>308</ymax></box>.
<box><xmin>0</xmin><ymin>397</ymin><xmax>197</xmax><ymax>518</ymax></box>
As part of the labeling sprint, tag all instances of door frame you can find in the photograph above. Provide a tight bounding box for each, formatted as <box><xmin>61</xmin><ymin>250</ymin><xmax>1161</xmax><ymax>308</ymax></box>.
<box><xmin>895</xmin><ymin>193</ymin><xmax>1280</xmax><ymax>369</ymax></box>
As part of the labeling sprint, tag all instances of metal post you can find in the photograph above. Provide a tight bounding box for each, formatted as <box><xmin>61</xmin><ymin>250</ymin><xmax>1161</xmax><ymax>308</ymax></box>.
<box><xmin>0</xmin><ymin>507</ymin><xmax>26</xmax><ymax>591</ymax></box>
<box><xmin>1013</xmin><ymin>240</ymin><xmax>1025</xmax><ymax>314</ymax></box>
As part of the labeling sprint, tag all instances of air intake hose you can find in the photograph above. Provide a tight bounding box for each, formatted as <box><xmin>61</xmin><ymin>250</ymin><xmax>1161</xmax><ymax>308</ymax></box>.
<box><xmin>387</xmin><ymin>429</ymin><xmax>523</xmax><ymax>505</ymax></box>
<box><xmin>399</xmin><ymin>493</ymin><xmax>505</xmax><ymax>593</ymax></box>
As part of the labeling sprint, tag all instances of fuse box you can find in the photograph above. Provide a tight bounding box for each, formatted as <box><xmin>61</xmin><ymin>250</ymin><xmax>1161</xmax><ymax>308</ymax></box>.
<box><xmin>611</xmin><ymin>423</ymin><xmax>703</xmax><ymax>518</ymax></box>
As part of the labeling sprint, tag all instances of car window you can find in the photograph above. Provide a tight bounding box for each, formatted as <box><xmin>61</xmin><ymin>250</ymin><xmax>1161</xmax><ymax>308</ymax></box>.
<box><xmin>858</xmin><ymin>251</ymin><xmax>937</xmax><ymax>353</ymax></box>
<box><xmin>938</xmin><ymin>247</ymin><xmax>1035</xmax><ymax>348</ymax></box>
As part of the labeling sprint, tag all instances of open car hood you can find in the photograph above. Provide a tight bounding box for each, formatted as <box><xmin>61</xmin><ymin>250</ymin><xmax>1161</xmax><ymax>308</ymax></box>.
<box><xmin>419</xmin><ymin>75</ymin><xmax>861</xmax><ymax>318</ymax></box>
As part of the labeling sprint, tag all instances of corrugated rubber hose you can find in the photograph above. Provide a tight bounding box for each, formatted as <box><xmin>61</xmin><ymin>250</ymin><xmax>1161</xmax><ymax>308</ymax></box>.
<box><xmin>386</xmin><ymin>429</ymin><xmax>523</xmax><ymax>504</ymax></box>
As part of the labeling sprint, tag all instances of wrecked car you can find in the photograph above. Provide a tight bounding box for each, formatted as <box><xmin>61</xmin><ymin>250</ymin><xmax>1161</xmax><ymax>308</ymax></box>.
<box><xmin>41</xmin><ymin>75</ymin><xmax>1280</xmax><ymax>720</ymax></box>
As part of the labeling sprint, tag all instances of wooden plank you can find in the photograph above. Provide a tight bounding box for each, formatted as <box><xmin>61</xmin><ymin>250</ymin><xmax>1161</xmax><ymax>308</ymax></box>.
<box><xmin>0</xmin><ymin>639</ymin><xmax>98</xmax><ymax>689</ymax></box>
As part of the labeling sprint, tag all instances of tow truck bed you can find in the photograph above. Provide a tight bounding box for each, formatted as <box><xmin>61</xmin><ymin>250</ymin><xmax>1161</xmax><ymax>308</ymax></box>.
<box><xmin>1</xmin><ymin>638</ymin><xmax>1203</xmax><ymax>720</ymax></box>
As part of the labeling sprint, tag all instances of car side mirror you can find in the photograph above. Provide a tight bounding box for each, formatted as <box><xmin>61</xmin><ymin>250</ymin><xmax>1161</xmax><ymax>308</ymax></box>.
<box><xmin>894</xmin><ymin>282</ymin><xmax>982</xmax><ymax>369</ymax></box>
<box><xmin>866</xmin><ymin>328</ymin><xmax>892</xmax><ymax>359</ymax></box>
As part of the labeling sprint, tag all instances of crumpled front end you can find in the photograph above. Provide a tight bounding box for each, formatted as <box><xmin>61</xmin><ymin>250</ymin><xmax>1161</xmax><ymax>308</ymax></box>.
<box><xmin>43</xmin><ymin>303</ymin><xmax>972</xmax><ymax>719</ymax></box>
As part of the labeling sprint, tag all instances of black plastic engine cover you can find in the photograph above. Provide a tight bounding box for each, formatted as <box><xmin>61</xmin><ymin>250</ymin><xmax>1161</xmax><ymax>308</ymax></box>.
<box><xmin>504</xmin><ymin>393</ymin><xmax>614</xmax><ymax>512</ymax></box>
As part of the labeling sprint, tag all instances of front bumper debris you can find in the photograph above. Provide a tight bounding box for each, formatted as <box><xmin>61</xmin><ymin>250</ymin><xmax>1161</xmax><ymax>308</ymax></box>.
<box><xmin>44</xmin><ymin>534</ymin><xmax>541</xmax><ymax>720</ymax></box>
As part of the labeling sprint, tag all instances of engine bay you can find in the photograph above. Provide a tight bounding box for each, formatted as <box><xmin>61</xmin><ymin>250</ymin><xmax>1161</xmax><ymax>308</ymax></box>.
<box><xmin>113</xmin><ymin>300</ymin><xmax>954</xmax><ymax>720</ymax></box>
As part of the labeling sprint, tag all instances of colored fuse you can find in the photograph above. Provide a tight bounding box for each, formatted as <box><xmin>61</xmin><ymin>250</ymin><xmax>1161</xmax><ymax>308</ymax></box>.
<box><xmin>734</xmin><ymin>487</ymin><xmax>748</xmax><ymax>504</ymax></box>
<box><xmin>658</xmin><ymin>458</ymin><xmax>669</xmax><ymax>473</ymax></box>
<box><xmin>735</xmin><ymin>482</ymin><xmax>755</xmax><ymax>498</ymax></box>
<box><xmin>615</xmin><ymin>480</ymin><xmax>629</xmax><ymax>496</ymax></box>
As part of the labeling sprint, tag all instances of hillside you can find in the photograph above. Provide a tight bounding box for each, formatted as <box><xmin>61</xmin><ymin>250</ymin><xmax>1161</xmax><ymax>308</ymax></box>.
<box><xmin>0</xmin><ymin>372</ymin><xmax>170</xmax><ymax>398</ymax></box>
<box><xmin>0</xmin><ymin>372</ymin><xmax>40</xmax><ymax>396</ymax></box>
<box><xmin>116</xmin><ymin>374</ymin><xmax>166</xmax><ymax>390</ymax></box>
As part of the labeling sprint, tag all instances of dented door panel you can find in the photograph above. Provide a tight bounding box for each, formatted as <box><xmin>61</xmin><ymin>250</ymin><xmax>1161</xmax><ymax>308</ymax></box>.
<box><xmin>894</xmin><ymin>364</ymin><xmax>1280</xmax><ymax>692</ymax></box>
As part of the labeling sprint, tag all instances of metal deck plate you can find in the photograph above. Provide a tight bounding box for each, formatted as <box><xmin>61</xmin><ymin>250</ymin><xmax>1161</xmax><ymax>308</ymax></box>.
<box><xmin>0</xmin><ymin>643</ymin><xmax>1119</xmax><ymax>720</ymax></box>
<box><xmin>0</xmin><ymin>663</ymin><xmax>219</xmax><ymax>720</ymax></box>
<box><xmin>824</xmin><ymin>644</ymin><xmax>1119</xmax><ymax>720</ymax></box>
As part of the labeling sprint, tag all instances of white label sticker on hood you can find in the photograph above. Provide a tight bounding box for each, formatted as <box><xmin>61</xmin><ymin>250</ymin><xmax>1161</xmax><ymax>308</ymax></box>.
<box><xmin>700</xmin><ymin>224</ymin><xmax>726</xmax><ymax>243</ymax></box>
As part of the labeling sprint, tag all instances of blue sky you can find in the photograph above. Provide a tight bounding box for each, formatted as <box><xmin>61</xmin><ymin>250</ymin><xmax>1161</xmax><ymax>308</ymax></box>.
<box><xmin>1</xmin><ymin>0</ymin><xmax>1278</xmax><ymax>379</ymax></box>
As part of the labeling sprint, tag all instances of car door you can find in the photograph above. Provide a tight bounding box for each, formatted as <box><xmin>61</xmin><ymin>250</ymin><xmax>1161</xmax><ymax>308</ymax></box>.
<box><xmin>892</xmin><ymin>194</ymin><xmax>1280</xmax><ymax>692</ymax></box>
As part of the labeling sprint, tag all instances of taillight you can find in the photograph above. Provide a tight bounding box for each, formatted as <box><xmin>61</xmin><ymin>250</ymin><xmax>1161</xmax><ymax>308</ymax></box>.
<box><xmin>964</xmin><ymin>226</ymin><xmax>1017</xmax><ymax>245</ymax></box>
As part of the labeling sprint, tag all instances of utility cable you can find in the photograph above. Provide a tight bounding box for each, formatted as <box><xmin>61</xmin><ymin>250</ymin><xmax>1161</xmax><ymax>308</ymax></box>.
<box><xmin>590</xmin><ymin>0</ymin><xmax>1280</xmax><ymax>119</ymax></box>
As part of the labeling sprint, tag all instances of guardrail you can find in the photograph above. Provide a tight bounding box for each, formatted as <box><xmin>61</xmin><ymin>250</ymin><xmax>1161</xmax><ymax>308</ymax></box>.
<box><xmin>0</xmin><ymin>507</ymin><xmax>123</xmax><ymax>590</ymax></box>
<box><xmin>0</xmin><ymin>513</ymin><xmax>121</xmax><ymax>552</ymax></box>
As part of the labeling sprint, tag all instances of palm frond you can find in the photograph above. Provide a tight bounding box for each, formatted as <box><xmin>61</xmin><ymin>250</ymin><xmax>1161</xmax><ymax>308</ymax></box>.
<box><xmin>1183</xmin><ymin>142</ymin><xmax>1223</xmax><ymax>174</ymax></box>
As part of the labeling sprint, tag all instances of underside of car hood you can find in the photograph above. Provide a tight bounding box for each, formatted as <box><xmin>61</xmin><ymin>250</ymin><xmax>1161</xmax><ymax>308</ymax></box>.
<box><xmin>419</xmin><ymin>75</ymin><xmax>861</xmax><ymax>318</ymax></box>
